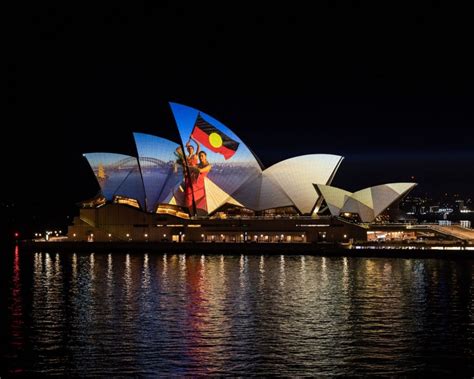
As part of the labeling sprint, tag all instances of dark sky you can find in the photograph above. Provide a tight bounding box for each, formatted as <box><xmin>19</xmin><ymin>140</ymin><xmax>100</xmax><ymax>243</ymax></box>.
<box><xmin>5</xmin><ymin>2</ymin><xmax>474</xmax><ymax>214</ymax></box>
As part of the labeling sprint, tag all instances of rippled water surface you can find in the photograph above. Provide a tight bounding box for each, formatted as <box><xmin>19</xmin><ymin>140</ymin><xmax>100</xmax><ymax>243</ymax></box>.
<box><xmin>1</xmin><ymin>246</ymin><xmax>473</xmax><ymax>376</ymax></box>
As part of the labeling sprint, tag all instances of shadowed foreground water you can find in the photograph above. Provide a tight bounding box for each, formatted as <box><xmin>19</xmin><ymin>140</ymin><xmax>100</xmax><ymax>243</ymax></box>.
<box><xmin>1</xmin><ymin>247</ymin><xmax>473</xmax><ymax>376</ymax></box>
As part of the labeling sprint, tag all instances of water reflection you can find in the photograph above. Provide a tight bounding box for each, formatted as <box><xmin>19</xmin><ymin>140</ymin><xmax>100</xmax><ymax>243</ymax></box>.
<box><xmin>10</xmin><ymin>246</ymin><xmax>24</xmax><ymax>358</ymax></box>
<box><xmin>342</xmin><ymin>257</ymin><xmax>349</xmax><ymax>292</ymax></box>
<box><xmin>3</xmin><ymin>250</ymin><xmax>474</xmax><ymax>376</ymax></box>
<box><xmin>279</xmin><ymin>255</ymin><xmax>285</xmax><ymax>287</ymax></box>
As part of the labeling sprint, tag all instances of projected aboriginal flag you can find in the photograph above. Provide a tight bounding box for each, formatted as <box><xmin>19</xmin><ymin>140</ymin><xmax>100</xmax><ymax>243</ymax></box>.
<box><xmin>191</xmin><ymin>114</ymin><xmax>239</xmax><ymax>160</ymax></box>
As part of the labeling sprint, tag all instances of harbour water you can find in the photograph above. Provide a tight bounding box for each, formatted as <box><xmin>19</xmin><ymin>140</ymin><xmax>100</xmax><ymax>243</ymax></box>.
<box><xmin>1</xmin><ymin>246</ymin><xmax>473</xmax><ymax>375</ymax></box>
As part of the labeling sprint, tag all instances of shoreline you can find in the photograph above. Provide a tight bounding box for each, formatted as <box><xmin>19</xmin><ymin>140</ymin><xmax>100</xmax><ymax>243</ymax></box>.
<box><xmin>19</xmin><ymin>240</ymin><xmax>474</xmax><ymax>259</ymax></box>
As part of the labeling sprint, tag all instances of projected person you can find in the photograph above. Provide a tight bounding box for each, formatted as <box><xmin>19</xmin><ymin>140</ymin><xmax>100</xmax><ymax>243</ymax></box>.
<box><xmin>189</xmin><ymin>151</ymin><xmax>212</xmax><ymax>213</ymax></box>
<box><xmin>185</xmin><ymin>136</ymin><xmax>200</xmax><ymax>167</ymax></box>
<box><xmin>178</xmin><ymin>137</ymin><xmax>210</xmax><ymax>213</ymax></box>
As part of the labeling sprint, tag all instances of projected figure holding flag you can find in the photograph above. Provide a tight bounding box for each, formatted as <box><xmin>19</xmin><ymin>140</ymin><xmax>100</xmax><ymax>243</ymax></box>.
<box><xmin>175</xmin><ymin>113</ymin><xmax>241</xmax><ymax>215</ymax></box>
<box><xmin>183</xmin><ymin>136</ymin><xmax>206</xmax><ymax>212</ymax></box>
<box><xmin>185</xmin><ymin>136</ymin><xmax>200</xmax><ymax>167</ymax></box>
<box><xmin>190</xmin><ymin>114</ymin><xmax>240</xmax><ymax>160</ymax></box>
<box><xmin>187</xmin><ymin>150</ymin><xmax>212</xmax><ymax>213</ymax></box>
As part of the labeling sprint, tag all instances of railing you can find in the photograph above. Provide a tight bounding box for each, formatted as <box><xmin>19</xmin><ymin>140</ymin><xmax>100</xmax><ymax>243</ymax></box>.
<box><xmin>193</xmin><ymin>215</ymin><xmax>332</xmax><ymax>221</ymax></box>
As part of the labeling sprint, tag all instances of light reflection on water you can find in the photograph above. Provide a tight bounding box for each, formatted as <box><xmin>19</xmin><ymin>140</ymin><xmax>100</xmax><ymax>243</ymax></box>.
<box><xmin>2</xmin><ymin>250</ymin><xmax>474</xmax><ymax>376</ymax></box>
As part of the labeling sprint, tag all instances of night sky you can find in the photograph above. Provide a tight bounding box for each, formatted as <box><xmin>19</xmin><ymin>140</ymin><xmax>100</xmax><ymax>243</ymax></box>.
<box><xmin>4</xmin><ymin>3</ymin><xmax>474</xmax><ymax>224</ymax></box>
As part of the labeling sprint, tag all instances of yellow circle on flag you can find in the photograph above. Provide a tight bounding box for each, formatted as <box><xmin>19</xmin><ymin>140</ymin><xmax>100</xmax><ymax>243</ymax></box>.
<box><xmin>209</xmin><ymin>132</ymin><xmax>223</xmax><ymax>148</ymax></box>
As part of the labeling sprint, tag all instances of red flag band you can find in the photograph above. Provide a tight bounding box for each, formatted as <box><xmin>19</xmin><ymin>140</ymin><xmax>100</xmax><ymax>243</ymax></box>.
<box><xmin>190</xmin><ymin>114</ymin><xmax>239</xmax><ymax>160</ymax></box>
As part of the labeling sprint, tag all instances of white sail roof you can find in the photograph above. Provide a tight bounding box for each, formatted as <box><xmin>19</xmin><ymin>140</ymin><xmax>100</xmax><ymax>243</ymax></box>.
<box><xmin>316</xmin><ymin>183</ymin><xmax>417</xmax><ymax>222</ymax></box>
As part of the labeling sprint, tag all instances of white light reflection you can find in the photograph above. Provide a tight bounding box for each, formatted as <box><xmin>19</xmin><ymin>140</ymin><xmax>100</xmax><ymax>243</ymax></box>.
<box><xmin>45</xmin><ymin>253</ymin><xmax>52</xmax><ymax>280</ymax></box>
<box><xmin>321</xmin><ymin>256</ymin><xmax>328</xmax><ymax>285</ymax></box>
<box><xmin>71</xmin><ymin>253</ymin><xmax>78</xmax><ymax>295</ymax></box>
<box><xmin>258</xmin><ymin>255</ymin><xmax>265</xmax><ymax>290</ymax></box>
<box><xmin>106</xmin><ymin>253</ymin><xmax>114</xmax><ymax>304</ymax></box>
<box><xmin>161</xmin><ymin>253</ymin><xmax>169</xmax><ymax>290</ymax></box>
<box><xmin>89</xmin><ymin>253</ymin><xmax>95</xmax><ymax>282</ymax></box>
<box><xmin>162</xmin><ymin>254</ymin><xmax>167</xmax><ymax>270</ymax></box>
<box><xmin>34</xmin><ymin>252</ymin><xmax>42</xmax><ymax>274</ymax></box>
<box><xmin>142</xmin><ymin>253</ymin><xmax>150</xmax><ymax>290</ymax></box>
<box><xmin>239</xmin><ymin>254</ymin><xmax>248</xmax><ymax>290</ymax></box>
<box><xmin>55</xmin><ymin>253</ymin><xmax>60</xmax><ymax>274</ymax></box>
<box><xmin>300</xmin><ymin>255</ymin><xmax>306</xmax><ymax>283</ymax></box>
<box><xmin>219</xmin><ymin>254</ymin><xmax>225</xmax><ymax>280</ymax></box>
<box><xmin>107</xmin><ymin>254</ymin><xmax>113</xmax><ymax>281</ymax></box>
<box><xmin>179</xmin><ymin>254</ymin><xmax>187</xmax><ymax>282</ymax></box>
<box><xmin>279</xmin><ymin>255</ymin><xmax>286</xmax><ymax>287</ymax></box>
<box><xmin>259</xmin><ymin>255</ymin><xmax>265</xmax><ymax>272</ymax></box>
<box><xmin>342</xmin><ymin>257</ymin><xmax>349</xmax><ymax>292</ymax></box>
<box><xmin>33</xmin><ymin>251</ymin><xmax>64</xmax><ymax>352</ymax></box>
<box><xmin>383</xmin><ymin>262</ymin><xmax>392</xmax><ymax>281</ymax></box>
<box><xmin>200</xmin><ymin>254</ymin><xmax>206</xmax><ymax>282</ymax></box>
<box><xmin>200</xmin><ymin>254</ymin><xmax>206</xmax><ymax>278</ymax></box>
<box><xmin>124</xmin><ymin>254</ymin><xmax>132</xmax><ymax>303</ymax></box>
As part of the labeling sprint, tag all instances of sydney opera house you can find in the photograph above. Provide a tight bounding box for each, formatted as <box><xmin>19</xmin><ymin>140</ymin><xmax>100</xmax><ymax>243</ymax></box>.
<box><xmin>68</xmin><ymin>103</ymin><xmax>416</xmax><ymax>243</ymax></box>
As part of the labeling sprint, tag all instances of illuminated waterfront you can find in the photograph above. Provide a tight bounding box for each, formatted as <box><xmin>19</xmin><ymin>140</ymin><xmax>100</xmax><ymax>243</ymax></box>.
<box><xmin>1</xmin><ymin>248</ymin><xmax>473</xmax><ymax>375</ymax></box>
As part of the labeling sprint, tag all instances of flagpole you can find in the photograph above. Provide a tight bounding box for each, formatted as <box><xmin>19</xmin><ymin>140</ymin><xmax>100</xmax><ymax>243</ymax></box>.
<box><xmin>181</xmin><ymin>115</ymin><xmax>200</xmax><ymax>217</ymax></box>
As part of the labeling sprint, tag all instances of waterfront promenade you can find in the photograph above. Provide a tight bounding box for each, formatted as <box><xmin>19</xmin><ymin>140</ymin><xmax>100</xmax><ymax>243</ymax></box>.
<box><xmin>20</xmin><ymin>239</ymin><xmax>474</xmax><ymax>258</ymax></box>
